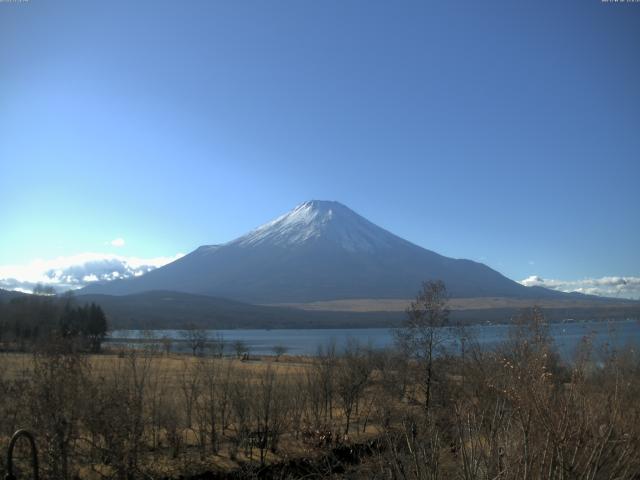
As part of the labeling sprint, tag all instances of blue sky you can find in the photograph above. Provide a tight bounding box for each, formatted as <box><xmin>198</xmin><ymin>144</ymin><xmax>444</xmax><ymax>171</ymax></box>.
<box><xmin>1</xmin><ymin>0</ymin><xmax>639</xmax><ymax>297</ymax></box>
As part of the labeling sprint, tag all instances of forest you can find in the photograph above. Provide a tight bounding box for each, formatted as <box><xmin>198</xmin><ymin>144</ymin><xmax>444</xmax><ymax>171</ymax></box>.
<box><xmin>0</xmin><ymin>288</ymin><xmax>108</xmax><ymax>353</ymax></box>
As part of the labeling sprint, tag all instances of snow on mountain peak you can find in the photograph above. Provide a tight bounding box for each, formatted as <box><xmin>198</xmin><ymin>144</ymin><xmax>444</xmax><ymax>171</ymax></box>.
<box><xmin>232</xmin><ymin>200</ymin><xmax>402</xmax><ymax>252</ymax></box>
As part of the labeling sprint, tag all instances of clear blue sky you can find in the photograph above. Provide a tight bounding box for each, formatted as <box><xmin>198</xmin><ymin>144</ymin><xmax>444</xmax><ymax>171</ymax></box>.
<box><xmin>1</xmin><ymin>0</ymin><xmax>639</xmax><ymax>286</ymax></box>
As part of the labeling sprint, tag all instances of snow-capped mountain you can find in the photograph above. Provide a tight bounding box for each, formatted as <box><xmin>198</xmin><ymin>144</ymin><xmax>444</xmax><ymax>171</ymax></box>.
<box><xmin>233</xmin><ymin>201</ymin><xmax>406</xmax><ymax>252</ymax></box>
<box><xmin>80</xmin><ymin>200</ymin><xmax>555</xmax><ymax>302</ymax></box>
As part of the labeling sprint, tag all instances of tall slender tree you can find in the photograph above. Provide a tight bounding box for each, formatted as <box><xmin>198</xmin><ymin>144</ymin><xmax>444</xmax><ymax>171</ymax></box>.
<box><xmin>395</xmin><ymin>280</ymin><xmax>450</xmax><ymax>415</ymax></box>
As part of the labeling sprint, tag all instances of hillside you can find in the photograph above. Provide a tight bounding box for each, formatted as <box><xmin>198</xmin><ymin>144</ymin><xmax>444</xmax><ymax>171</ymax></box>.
<box><xmin>76</xmin><ymin>290</ymin><xmax>640</xmax><ymax>330</ymax></box>
<box><xmin>76</xmin><ymin>290</ymin><xmax>401</xmax><ymax>329</ymax></box>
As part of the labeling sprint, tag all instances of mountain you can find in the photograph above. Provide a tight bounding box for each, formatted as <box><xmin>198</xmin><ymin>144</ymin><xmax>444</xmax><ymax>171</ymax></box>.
<box><xmin>81</xmin><ymin>200</ymin><xmax>573</xmax><ymax>303</ymax></box>
<box><xmin>0</xmin><ymin>288</ymin><xmax>28</xmax><ymax>302</ymax></box>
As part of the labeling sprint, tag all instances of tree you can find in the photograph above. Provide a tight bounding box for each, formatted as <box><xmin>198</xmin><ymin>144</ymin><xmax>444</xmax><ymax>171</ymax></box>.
<box><xmin>160</xmin><ymin>335</ymin><xmax>173</xmax><ymax>355</ymax></box>
<box><xmin>335</xmin><ymin>339</ymin><xmax>371</xmax><ymax>434</ymax></box>
<box><xmin>182</xmin><ymin>324</ymin><xmax>208</xmax><ymax>356</ymax></box>
<box><xmin>315</xmin><ymin>341</ymin><xmax>337</xmax><ymax>424</ymax></box>
<box><xmin>30</xmin><ymin>349</ymin><xmax>89</xmax><ymax>479</ymax></box>
<box><xmin>251</xmin><ymin>366</ymin><xmax>289</xmax><ymax>464</ymax></box>
<box><xmin>272</xmin><ymin>344</ymin><xmax>287</xmax><ymax>361</ymax></box>
<box><xmin>395</xmin><ymin>280</ymin><xmax>450</xmax><ymax>415</ymax></box>
<box><xmin>86</xmin><ymin>303</ymin><xmax>108</xmax><ymax>353</ymax></box>
<box><xmin>233</xmin><ymin>339</ymin><xmax>248</xmax><ymax>359</ymax></box>
<box><xmin>211</xmin><ymin>332</ymin><xmax>225</xmax><ymax>358</ymax></box>
<box><xmin>58</xmin><ymin>302</ymin><xmax>108</xmax><ymax>352</ymax></box>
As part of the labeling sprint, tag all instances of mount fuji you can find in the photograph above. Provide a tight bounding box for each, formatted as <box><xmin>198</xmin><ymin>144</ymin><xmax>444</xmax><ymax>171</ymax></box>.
<box><xmin>80</xmin><ymin>200</ymin><xmax>565</xmax><ymax>303</ymax></box>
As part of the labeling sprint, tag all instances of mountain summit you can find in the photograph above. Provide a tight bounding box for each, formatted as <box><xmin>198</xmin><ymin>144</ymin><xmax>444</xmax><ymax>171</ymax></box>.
<box><xmin>81</xmin><ymin>201</ymin><xmax>553</xmax><ymax>302</ymax></box>
<box><xmin>232</xmin><ymin>200</ymin><xmax>408</xmax><ymax>253</ymax></box>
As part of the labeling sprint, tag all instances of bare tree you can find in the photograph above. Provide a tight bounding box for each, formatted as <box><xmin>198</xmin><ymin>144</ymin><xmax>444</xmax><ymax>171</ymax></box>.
<box><xmin>335</xmin><ymin>340</ymin><xmax>372</xmax><ymax>435</ymax></box>
<box><xmin>196</xmin><ymin>356</ymin><xmax>222</xmax><ymax>453</ymax></box>
<box><xmin>211</xmin><ymin>332</ymin><xmax>225</xmax><ymax>358</ymax></box>
<box><xmin>233</xmin><ymin>339</ymin><xmax>248</xmax><ymax>359</ymax></box>
<box><xmin>316</xmin><ymin>341</ymin><xmax>337</xmax><ymax>425</ymax></box>
<box><xmin>29</xmin><ymin>347</ymin><xmax>89</xmax><ymax>480</ymax></box>
<box><xmin>287</xmin><ymin>373</ymin><xmax>308</xmax><ymax>439</ymax></box>
<box><xmin>396</xmin><ymin>280</ymin><xmax>450</xmax><ymax>416</ymax></box>
<box><xmin>251</xmin><ymin>366</ymin><xmax>289</xmax><ymax>464</ymax></box>
<box><xmin>81</xmin><ymin>349</ymin><xmax>154</xmax><ymax>480</ymax></box>
<box><xmin>178</xmin><ymin>358</ymin><xmax>201</xmax><ymax>437</ymax></box>
<box><xmin>229</xmin><ymin>377</ymin><xmax>252</xmax><ymax>459</ymax></box>
<box><xmin>272</xmin><ymin>344</ymin><xmax>287</xmax><ymax>361</ymax></box>
<box><xmin>182</xmin><ymin>324</ymin><xmax>208</xmax><ymax>356</ymax></box>
<box><xmin>217</xmin><ymin>361</ymin><xmax>235</xmax><ymax>434</ymax></box>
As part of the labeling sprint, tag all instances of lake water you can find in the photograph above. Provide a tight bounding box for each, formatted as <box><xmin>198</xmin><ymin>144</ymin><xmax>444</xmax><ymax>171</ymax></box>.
<box><xmin>109</xmin><ymin>318</ymin><xmax>640</xmax><ymax>359</ymax></box>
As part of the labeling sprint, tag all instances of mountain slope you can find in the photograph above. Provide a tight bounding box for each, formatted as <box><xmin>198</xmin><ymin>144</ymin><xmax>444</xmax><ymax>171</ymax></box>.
<box><xmin>76</xmin><ymin>290</ymin><xmax>402</xmax><ymax>329</ymax></box>
<box><xmin>78</xmin><ymin>291</ymin><xmax>640</xmax><ymax>330</ymax></box>
<box><xmin>0</xmin><ymin>288</ymin><xmax>28</xmax><ymax>302</ymax></box>
<box><xmin>81</xmin><ymin>201</ymin><xmax>568</xmax><ymax>303</ymax></box>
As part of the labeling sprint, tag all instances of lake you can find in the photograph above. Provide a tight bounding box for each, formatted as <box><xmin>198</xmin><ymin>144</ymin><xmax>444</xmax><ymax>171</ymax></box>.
<box><xmin>109</xmin><ymin>318</ymin><xmax>640</xmax><ymax>359</ymax></box>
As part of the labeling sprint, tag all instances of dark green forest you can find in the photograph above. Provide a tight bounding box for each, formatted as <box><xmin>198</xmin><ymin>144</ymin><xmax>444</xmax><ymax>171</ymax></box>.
<box><xmin>0</xmin><ymin>290</ymin><xmax>108</xmax><ymax>352</ymax></box>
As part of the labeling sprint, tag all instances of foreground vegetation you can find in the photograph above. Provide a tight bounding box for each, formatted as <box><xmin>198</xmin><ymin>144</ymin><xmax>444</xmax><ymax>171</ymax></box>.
<box><xmin>0</xmin><ymin>318</ymin><xmax>638</xmax><ymax>478</ymax></box>
<box><xmin>0</xmin><ymin>283</ymin><xmax>639</xmax><ymax>479</ymax></box>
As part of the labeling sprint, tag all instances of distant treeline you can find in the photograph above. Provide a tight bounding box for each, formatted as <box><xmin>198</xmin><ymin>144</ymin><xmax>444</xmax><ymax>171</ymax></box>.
<box><xmin>0</xmin><ymin>289</ymin><xmax>108</xmax><ymax>352</ymax></box>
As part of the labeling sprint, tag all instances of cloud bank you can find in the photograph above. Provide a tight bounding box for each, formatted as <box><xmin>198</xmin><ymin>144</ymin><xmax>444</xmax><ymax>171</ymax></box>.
<box><xmin>0</xmin><ymin>252</ymin><xmax>184</xmax><ymax>294</ymax></box>
<box><xmin>520</xmin><ymin>275</ymin><xmax>640</xmax><ymax>300</ymax></box>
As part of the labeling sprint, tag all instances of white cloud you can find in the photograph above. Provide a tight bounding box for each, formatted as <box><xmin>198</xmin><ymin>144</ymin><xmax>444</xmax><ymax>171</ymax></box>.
<box><xmin>520</xmin><ymin>275</ymin><xmax>640</xmax><ymax>300</ymax></box>
<box><xmin>0</xmin><ymin>252</ymin><xmax>184</xmax><ymax>294</ymax></box>
<box><xmin>110</xmin><ymin>238</ymin><xmax>126</xmax><ymax>247</ymax></box>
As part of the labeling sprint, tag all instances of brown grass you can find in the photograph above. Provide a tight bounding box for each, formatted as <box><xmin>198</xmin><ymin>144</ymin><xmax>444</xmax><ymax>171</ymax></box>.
<box><xmin>267</xmin><ymin>296</ymin><xmax>634</xmax><ymax>312</ymax></box>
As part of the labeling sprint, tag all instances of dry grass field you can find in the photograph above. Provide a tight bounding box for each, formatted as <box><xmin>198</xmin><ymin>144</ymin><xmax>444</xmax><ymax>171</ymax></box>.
<box><xmin>0</xmin><ymin>347</ymin><xmax>397</xmax><ymax>479</ymax></box>
<box><xmin>269</xmin><ymin>296</ymin><xmax>637</xmax><ymax>312</ymax></box>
